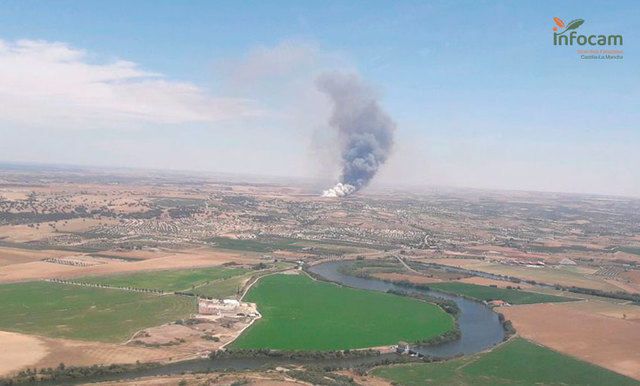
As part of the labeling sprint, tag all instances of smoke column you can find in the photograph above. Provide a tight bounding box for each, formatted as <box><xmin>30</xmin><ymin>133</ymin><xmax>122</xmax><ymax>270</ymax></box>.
<box><xmin>317</xmin><ymin>72</ymin><xmax>396</xmax><ymax>197</ymax></box>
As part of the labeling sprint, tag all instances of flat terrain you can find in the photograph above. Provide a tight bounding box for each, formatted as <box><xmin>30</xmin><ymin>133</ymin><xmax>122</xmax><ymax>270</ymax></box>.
<box><xmin>372</xmin><ymin>338</ymin><xmax>639</xmax><ymax>385</ymax></box>
<box><xmin>0</xmin><ymin>281</ymin><xmax>195</xmax><ymax>342</ymax></box>
<box><xmin>372</xmin><ymin>272</ymin><xmax>442</xmax><ymax>284</ymax></box>
<box><xmin>0</xmin><ymin>248</ymin><xmax>259</xmax><ymax>283</ymax></box>
<box><xmin>0</xmin><ymin>330</ymin><xmax>178</xmax><ymax>377</ymax></box>
<box><xmin>191</xmin><ymin>272</ymin><xmax>255</xmax><ymax>298</ymax></box>
<box><xmin>500</xmin><ymin>302</ymin><xmax>640</xmax><ymax>380</ymax></box>
<box><xmin>562</xmin><ymin>298</ymin><xmax>640</xmax><ymax>322</ymax></box>
<box><xmin>1</xmin><ymin>168</ymin><xmax>640</xmax><ymax>382</ymax></box>
<box><xmin>433</xmin><ymin>259</ymin><xmax>627</xmax><ymax>292</ymax></box>
<box><xmin>457</xmin><ymin>276</ymin><xmax>533</xmax><ymax>289</ymax></box>
<box><xmin>0</xmin><ymin>331</ymin><xmax>48</xmax><ymax>377</ymax></box>
<box><xmin>210</xmin><ymin>237</ymin><xmax>304</xmax><ymax>253</ymax></box>
<box><xmin>428</xmin><ymin>282</ymin><xmax>575</xmax><ymax>304</ymax></box>
<box><xmin>0</xmin><ymin>246</ymin><xmax>68</xmax><ymax>266</ymax></box>
<box><xmin>80</xmin><ymin>266</ymin><xmax>249</xmax><ymax>292</ymax></box>
<box><xmin>0</xmin><ymin>218</ymin><xmax>117</xmax><ymax>243</ymax></box>
<box><xmin>232</xmin><ymin>273</ymin><xmax>454</xmax><ymax>350</ymax></box>
<box><xmin>90</xmin><ymin>372</ymin><xmax>312</xmax><ymax>386</ymax></box>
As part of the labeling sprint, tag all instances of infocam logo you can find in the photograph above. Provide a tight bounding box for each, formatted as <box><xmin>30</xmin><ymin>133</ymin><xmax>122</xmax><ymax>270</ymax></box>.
<box><xmin>552</xmin><ymin>17</ymin><xmax>623</xmax><ymax>46</ymax></box>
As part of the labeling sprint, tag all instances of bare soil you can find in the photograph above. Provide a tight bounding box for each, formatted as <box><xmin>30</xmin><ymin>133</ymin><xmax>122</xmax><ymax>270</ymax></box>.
<box><xmin>0</xmin><ymin>218</ymin><xmax>115</xmax><ymax>243</ymax></box>
<box><xmin>84</xmin><ymin>371</ymin><xmax>307</xmax><ymax>385</ymax></box>
<box><xmin>0</xmin><ymin>330</ymin><xmax>174</xmax><ymax>377</ymax></box>
<box><xmin>0</xmin><ymin>331</ymin><xmax>48</xmax><ymax>376</ymax></box>
<box><xmin>561</xmin><ymin>299</ymin><xmax>640</xmax><ymax>323</ymax></box>
<box><xmin>620</xmin><ymin>269</ymin><xmax>640</xmax><ymax>285</ymax></box>
<box><xmin>0</xmin><ymin>246</ymin><xmax>68</xmax><ymax>267</ymax></box>
<box><xmin>0</xmin><ymin>248</ymin><xmax>260</xmax><ymax>283</ymax></box>
<box><xmin>500</xmin><ymin>302</ymin><xmax>640</xmax><ymax>380</ymax></box>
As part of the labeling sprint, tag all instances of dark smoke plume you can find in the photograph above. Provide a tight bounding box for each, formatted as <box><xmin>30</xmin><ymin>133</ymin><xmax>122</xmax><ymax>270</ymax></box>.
<box><xmin>317</xmin><ymin>72</ymin><xmax>396</xmax><ymax>197</ymax></box>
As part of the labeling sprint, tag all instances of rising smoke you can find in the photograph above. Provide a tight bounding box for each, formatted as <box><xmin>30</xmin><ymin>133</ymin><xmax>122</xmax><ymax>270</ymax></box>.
<box><xmin>317</xmin><ymin>72</ymin><xmax>396</xmax><ymax>197</ymax></box>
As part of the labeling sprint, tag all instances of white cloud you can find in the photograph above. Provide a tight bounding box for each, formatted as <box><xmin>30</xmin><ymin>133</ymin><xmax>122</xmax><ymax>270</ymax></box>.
<box><xmin>0</xmin><ymin>39</ymin><xmax>259</xmax><ymax>129</ymax></box>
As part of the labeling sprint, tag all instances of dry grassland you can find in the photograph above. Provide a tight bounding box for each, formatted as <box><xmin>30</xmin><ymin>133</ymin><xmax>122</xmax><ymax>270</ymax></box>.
<box><xmin>0</xmin><ymin>246</ymin><xmax>68</xmax><ymax>266</ymax></box>
<box><xmin>0</xmin><ymin>331</ymin><xmax>48</xmax><ymax>376</ymax></box>
<box><xmin>0</xmin><ymin>330</ymin><xmax>185</xmax><ymax>377</ymax></box>
<box><xmin>432</xmin><ymin>258</ymin><xmax>625</xmax><ymax>291</ymax></box>
<box><xmin>0</xmin><ymin>218</ymin><xmax>117</xmax><ymax>243</ymax></box>
<box><xmin>561</xmin><ymin>299</ymin><xmax>640</xmax><ymax>323</ymax></box>
<box><xmin>84</xmin><ymin>372</ymin><xmax>308</xmax><ymax>386</ymax></box>
<box><xmin>456</xmin><ymin>276</ymin><xmax>533</xmax><ymax>289</ymax></box>
<box><xmin>0</xmin><ymin>248</ymin><xmax>260</xmax><ymax>283</ymax></box>
<box><xmin>371</xmin><ymin>272</ymin><xmax>442</xmax><ymax>284</ymax></box>
<box><xmin>500</xmin><ymin>302</ymin><xmax>640</xmax><ymax>380</ymax></box>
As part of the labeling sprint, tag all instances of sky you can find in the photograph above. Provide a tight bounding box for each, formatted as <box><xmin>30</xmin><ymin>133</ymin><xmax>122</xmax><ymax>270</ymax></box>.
<box><xmin>0</xmin><ymin>1</ymin><xmax>638</xmax><ymax>197</ymax></box>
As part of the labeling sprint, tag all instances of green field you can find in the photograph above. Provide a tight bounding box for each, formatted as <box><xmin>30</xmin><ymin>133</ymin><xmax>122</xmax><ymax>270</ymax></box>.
<box><xmin>617</xmin><ymin>246</ymin><xmax>640</xmax><ymax>256</ymax></box>
<box><xmin>80</xmin><ymin>266</ymin><xmax>249</xmax><ymax>292</ymax></box>
<box><xmin>231</xmin><ymin>274</ymin><xmax>454</xmax><ymax>351</ymax></box>
<box><xmin>191</xmin><ymin>272</ymin><xmax>254</xmax><ymax>298</ymax></box>
<box><xmin>208</xmin><ymin>237</ymin><xmax>375</xmax><ymax>255</ymax></box>
<box><xmin>373</xmin><ymin>338</ymin><xmax>639</xmax><ymax>385</ymax></box>
<box><xmin>209</xmin><ymin>237</ymin><xmax>304</xmax><ymax>252</ymax></box>
<box><xmin>0</xmin><ymin>281</ymin><xmax>194</xmax><ymax>342</ymax></box>
<box><xmin>429</xmin><ymin>282</ymin><xmax>574</xmax><ymax>304</ymax></box>
<box><xmin>340</xmin><ymin>259</ymin><xmax>405</xmax><ymax>277</ymax></box>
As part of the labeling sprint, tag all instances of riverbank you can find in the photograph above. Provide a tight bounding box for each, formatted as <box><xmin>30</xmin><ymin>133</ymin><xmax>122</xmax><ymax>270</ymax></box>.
<box><xmin>0</xmin><ymin>260</ymin><xmax>507</xmax><ymax>385</ymax></box>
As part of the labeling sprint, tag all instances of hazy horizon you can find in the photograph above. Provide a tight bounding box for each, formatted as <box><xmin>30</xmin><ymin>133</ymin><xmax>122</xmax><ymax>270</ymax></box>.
<box><xmin>2</xmin><ymin>159</ymin><xmax>638</xmax><ymax>200</ymax></box>
<box><xmin>0</xmin><ymin>1</ymin><xmax>638</xmax><ymax>197</ymax></box>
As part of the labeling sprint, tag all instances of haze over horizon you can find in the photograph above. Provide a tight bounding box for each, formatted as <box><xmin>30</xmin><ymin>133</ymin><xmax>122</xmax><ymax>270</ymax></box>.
<box><xmin>0</xmin><ymin>1</ymin><xmax>638</xmax><ymax>197</ymax></box>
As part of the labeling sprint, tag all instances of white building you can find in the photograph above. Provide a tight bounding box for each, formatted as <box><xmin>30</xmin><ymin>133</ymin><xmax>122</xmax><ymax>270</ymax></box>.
<box><xmin>198</xmin><ymin>298</ymin><xmax>240</xmax><ymax>315</ymax></box>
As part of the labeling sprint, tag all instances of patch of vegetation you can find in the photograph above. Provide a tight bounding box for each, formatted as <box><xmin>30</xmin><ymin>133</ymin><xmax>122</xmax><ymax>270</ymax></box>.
<box><xmin>562</xmin><ymin>286</ymin><xmax>640</xmax><ymax>303</ymax></box>
<box><xmin>0</xmin><ymin>282</ymin><xmax>194</xmax><ymax>342</ymax></box>
<box><xmin>167</xmin><ymin>206</ymin><xmax>202</xmax><ymax>219</ymax></box>
<box><xmin>338</xmin><ymin>259</ymin><xmax>405</xmax><ymax>278</ymax></box>
<box><xmin>386</xmin><ymin>289</ymin><xmax>460</xmax><ymax>316</ymax></box>
<box><xmin>220</xmin><ymin>195</ymin><xmax>258</xmax><ymax>207</ymax></box>
<box><xmin>526</xmin><ymin>244</ymin><xmax>592</xmax><ymax>253</ymax></box>
<box><xmin>372</xmin><ymin>338</ymin><xmax>639</xmax><ymax>386</ymax></box>
<box><xmin>1</xmin><ymin>362</ymin><xmax>159</xmax><ymax>385</ymax></box>
<box><xmin>122</xmin><ymin>208</ymin><xmax>164</xmax><ymax>219</ymax></box>
<box><xmin>208</xmin><ymin>236</ymin><xmax>306</xmax><ymax>253</ymax></box>
<box><xmin>0</xmin><ymin>211</ymin><xmax>87</xmax><ymax>225</ymax></box>
<box><xmin>428</xmin><ymin>282</ymin><xmax>575</xmax><ymax>304</ymax></box>
<box><xmin>191</xmin><ymin>262</ymin><xmax>294</xmax><ymax>299</ymax></box>
<box><xmin>152</xmin><ymin>197</ymin><xmax>206</xmax><ymax>207</ymax></box>
<box><xmin>287</xmin><ymin>369</ymin><xmax>355</xmax><ymax>385</ymax></box>
<box><xmin>193</xmin><ymin>273</ymin><xmax>254</xmax><ymax>298</ymax></box>
<box><xmin>309</xmin><ymin>238</ymin><xmax>390</xmax><ymax>251</ymax></box>
<box><xmin>211</xmin><ymin>348</ymin><xmax>381</xmax><ymax>360</ymax></box>
<box><xmin>80</xmin><ymin>266</ymin><xmax>249</xmax><ymax>292</ymax></box>
<box><xmin>614</xmin><ymin>246</ymin><xmax>640</xmax><ymax>256</ymax></box>
<box><xmin>89</xmin><ymin>253</ymin><xmax>145</xmax><ymax>262</ymax></box>
<box><xmin>497</xmin><ymin>313</ymin><xmax>516</xmax><ymax>340</ymax></box>
<box><xmin>0</xmin><ymin>239</ymin><xmax>102</xmax><ymax>252</ymax></box>
<box><xmin>231</xmin><ymin>274</ymin><xmax>454</xmax><ymax>351</ymax></box>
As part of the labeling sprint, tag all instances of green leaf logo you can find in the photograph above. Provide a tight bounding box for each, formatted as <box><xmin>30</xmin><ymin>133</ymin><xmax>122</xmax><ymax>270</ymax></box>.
<box><xmin>565</xmin><ymin>19</ymin><xmax>584</xmax><ymax>31</ymax></box>
<box><xmin>555</xmin><ymin>18</ymin><xmax>585</xmax><ymax>35</ymax></box>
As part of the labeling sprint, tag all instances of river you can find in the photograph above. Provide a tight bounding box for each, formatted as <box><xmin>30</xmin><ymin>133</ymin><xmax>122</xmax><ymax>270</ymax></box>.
<box><xmin>308</xmin><ymin>260</ymin><xmax>504</xmax><ymax>357</ymax></box>
<box><xmin>26</xmin><ymin>260</ymin><xmax>505</xmax><ymax>385</ymax></box>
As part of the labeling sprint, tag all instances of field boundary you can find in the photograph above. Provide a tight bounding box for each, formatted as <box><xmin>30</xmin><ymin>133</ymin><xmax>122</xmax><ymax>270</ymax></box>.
<box><xmin>43</xmin><ymin>278</ymin><xmax>170</xmax><ymax>295</ymax></box>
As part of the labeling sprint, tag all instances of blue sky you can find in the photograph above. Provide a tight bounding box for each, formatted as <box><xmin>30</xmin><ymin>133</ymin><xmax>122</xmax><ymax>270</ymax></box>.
<box><xmin>0</xmin><ymin>1</ymin><xmax>638</xmax><ymax>196</ymax></box>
